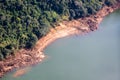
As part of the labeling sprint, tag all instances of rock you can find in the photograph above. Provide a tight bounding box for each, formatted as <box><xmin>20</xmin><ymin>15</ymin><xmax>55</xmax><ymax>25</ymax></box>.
<box><xmin>3</xmin><ymin>67</ymin><xmax>12</xmax><ymax>71</ymax></box>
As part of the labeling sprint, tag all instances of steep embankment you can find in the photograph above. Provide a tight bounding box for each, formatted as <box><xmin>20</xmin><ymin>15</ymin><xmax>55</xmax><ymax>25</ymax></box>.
<box><xmin>0</xmin><ymin>3</ymin><xmax>120</xmax><ymax>78</ymax></box>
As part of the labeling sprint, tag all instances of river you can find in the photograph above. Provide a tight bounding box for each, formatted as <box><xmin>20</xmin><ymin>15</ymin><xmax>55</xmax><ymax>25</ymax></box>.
<box><xmin>0</xmin><ymin>9</ymin><xmax>120</xmax><ymax>80</ymax></box>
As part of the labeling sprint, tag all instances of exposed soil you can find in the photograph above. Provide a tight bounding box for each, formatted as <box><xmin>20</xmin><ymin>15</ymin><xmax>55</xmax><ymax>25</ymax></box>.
<box><xmin>0</xmin><ymin>3</ymin><xmax>120</xmax><ymax>78</ymax></box>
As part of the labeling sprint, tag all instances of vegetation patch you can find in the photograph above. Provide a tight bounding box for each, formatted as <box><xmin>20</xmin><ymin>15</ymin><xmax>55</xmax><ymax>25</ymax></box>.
<box><xmin>0</xmin><ymin>0</ymin><xmax>118</xmax><ymax>59</ymax></box>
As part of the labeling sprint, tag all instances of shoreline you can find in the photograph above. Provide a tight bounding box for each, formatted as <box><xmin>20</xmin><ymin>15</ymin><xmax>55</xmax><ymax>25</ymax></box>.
<box><xmin>0</xmin><ymin>3</ymin><xmax>120</xmax><ymax>78</ymax></box>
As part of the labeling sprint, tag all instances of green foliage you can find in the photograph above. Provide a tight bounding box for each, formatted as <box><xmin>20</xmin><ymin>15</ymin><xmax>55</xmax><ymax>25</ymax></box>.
<box><xmin>0</xmin><ymin>0</ymin><xmax>118</xmax><ymax>59</ymax></box>
<box><xmin>105</xmin><ymin>0</ymin><xmax>117</xmax><ymax>6</ymax></box>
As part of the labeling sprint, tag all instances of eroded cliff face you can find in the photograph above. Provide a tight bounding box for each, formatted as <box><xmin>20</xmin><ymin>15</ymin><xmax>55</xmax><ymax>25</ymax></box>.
<box><xmin>0</xmin><ymin>3</ymin><xmax>120</xmax><ymax>78</ymax></box>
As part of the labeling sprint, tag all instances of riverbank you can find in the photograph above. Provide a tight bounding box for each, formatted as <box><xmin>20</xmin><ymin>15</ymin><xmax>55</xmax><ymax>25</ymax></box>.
<box><xmin>0</xmin><ymin>3</ymin><xmax>120</xmax><ymax>78</ymax></box>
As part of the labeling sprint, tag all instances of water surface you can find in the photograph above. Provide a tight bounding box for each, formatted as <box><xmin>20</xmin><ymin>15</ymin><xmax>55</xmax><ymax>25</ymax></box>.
<box><xmin>1</xmin><ymin>9</ymin><xmax>120</xmax><ymax>80</ymax></box>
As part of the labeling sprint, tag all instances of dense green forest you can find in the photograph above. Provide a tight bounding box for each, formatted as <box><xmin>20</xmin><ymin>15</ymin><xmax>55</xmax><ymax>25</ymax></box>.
<box><xmin>0</xmin><ymin>0</ymin><xmax>119</xmax><ymax>60</ymax></box>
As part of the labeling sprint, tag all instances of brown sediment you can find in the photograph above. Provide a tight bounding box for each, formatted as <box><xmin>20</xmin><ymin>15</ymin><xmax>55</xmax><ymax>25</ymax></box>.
<box><xmin>0</xmin><ymin>3</ymin><xmax>120</xmax><ymax>78</ymax></box>
<box><xmin>13</xmin><ymin>67</ymin><xmax>30</xmax><ymax>77</ymax></box>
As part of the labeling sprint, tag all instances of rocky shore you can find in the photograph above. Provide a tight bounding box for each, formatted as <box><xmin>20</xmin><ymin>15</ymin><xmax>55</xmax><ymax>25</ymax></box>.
<box><xmin>0</xmin><ymin>3</ymin><xmax>120</xmax><ymax>78</ymax></box>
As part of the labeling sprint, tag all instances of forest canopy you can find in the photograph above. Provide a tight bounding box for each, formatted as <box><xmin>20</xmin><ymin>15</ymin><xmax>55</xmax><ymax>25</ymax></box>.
<box><xmin>0</xmin><ymin>0</ymin><xmax>118</xmax><ymax>59</ymax></box>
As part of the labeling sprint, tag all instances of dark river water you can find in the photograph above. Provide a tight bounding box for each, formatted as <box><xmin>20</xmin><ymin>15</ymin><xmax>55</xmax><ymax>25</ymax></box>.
<box><xmin>0</xmin><ymin>9</ymin><xmax>120</xmax><ymax>80</ymax></box>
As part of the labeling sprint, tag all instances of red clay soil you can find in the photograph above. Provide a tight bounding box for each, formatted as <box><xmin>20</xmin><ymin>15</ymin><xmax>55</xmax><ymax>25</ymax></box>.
<box><xmin>0</xmin><ymin>3</ymin><xmax>120</xmax><ymax>78</ymax></box>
